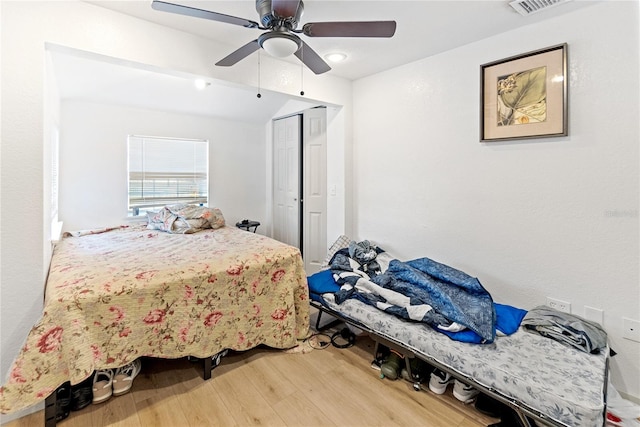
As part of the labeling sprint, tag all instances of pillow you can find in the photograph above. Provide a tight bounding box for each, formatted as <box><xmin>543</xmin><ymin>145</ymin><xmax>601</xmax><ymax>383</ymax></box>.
<box><xmin>321</xmin><ymin>235</ymin><xmax>352</xmax><ymax>268</ymax></box>
<box><xmin>146</xmin><ymin>205</ymin><xmax>225</xmax><ymax>233</ymax></box>
<box><xmin>307</xmin><ymin>269</ymin><xmax>340</xmax><ymax>295</ymax></box>
<box><xmin>204</xmin><ymin>207</ymin><xmax>225</xmax><ymax>229</ymax></box>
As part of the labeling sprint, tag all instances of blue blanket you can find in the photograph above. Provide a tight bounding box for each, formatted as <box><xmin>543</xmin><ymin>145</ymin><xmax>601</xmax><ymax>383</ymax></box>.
<box><xmin>332</xmin><ymin>253</ymin><xmax>498</xmax><ymax>343</ymax></box>
<box><xmin>439</xmin><ymin>303</ymin><xmax>527</xmax><ymax>343</ymax></box>
<box><xmin>382</xmin><ymin>258</ymin><xmax>496</xmax><ymax>342</ymax></box>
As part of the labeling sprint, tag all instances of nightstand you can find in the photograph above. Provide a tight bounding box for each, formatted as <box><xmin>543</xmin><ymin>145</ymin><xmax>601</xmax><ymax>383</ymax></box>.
<box><xmin>235</xmin><ymin>220</ymin><xmax>260</xmax><ymax>233</ymax></box>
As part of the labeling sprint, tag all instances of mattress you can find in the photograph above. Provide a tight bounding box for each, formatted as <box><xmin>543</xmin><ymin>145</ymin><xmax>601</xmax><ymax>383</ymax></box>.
<box><xmin>320</xmin><ymin>293</ymin><xmax>607</xmax><ymax>427</ymax></box>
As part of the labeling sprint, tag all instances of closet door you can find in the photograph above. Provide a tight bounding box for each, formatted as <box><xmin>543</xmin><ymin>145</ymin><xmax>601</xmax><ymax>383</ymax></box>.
<box><xmin>272</xmin><ymin>115</ymin><xmax>301</xmax><ymax>249</ymax></box>
<box><xmin>302</xmin><ymin>107</ymin><xmax>327</xmax><ymax>274</ymax></box>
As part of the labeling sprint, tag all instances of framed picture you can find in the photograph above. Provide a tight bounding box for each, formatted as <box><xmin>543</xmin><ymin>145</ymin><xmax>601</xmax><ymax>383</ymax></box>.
<box><xmin>480</xmin><ymin>43</ymin><xmax>567</xmax><ymax>142</ymax></box>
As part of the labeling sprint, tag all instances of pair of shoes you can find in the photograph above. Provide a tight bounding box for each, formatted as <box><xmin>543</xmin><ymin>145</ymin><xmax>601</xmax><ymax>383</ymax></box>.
<box><xmin>70</xmin><ymin>375</ymin><xmax>93</xmax><ymax>411</ymax></box>
<box><xmin>92</xmin><ymin>370</ymin><xmax>114</xmax><ymax>404</ymax></box>
<box><xmin>453</xmin><ymin>379</ymin><xmax>479</xmax><ymax>403</ymax></box>
<box><xmin>428</xmin><ymin>369</ymin><xmax>454</xmax><ymax>394</ymax></box>
<box><xmin>113</xmin><ymin>359</ymin><xmax>142</xmax><ymax>396</ymax></box>
<box><xmin>55</xmin><ymin>382</ymin><xmax>71</xmax><ymax>421</ymax></box>
<box><xmin>93</xmin><ymin>359</ymin><xmax>143</xmax><ymax>403</ymax></box>
<box><xmin>428</xmin><ymin>369</ymin><xmax>479</xmax><ymax>403</ymax></box>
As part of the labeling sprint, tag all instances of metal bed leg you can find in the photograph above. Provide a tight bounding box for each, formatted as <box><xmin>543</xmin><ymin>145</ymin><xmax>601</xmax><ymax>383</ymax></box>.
<box><xmin>314</xmin><ymin>307</ymin><xmax>342</xmax><ymax>332</ymax></box>
<box><xmin>203</xmin><ymin>356</ymin><xmax>212</xmax><ymax>380</ymax></box>
<box><xmin>314</xmin><ymin>310</ymin><xmax>323</xmax><ymax>330</ymax></box>
<box><xmin>514</xmin><ymin>409</ymin><xmax>534</xmax><ymax>427</ymax></box>
<box><xmin>201</xmin><ymin>349</ymin><xmax>229</xmax><ymax>380</ymax></box>
<box><xmin>44</xmin><ymin>391</ymin><xmax>57</xmax><ymax>427</ymax></box>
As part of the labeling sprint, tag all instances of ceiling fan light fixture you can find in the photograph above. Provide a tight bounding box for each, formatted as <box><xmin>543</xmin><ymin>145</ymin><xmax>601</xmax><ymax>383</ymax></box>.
<box><xmin>152</xmin><ymin>1</ymin><xmax>397</xmax><ymax>75</ymax></box>
<box><xmin>258</xmin><ymin>32</ymin><xmax>301</xmax><ymax>58</ymax></box>
<box><xmin>324</xmin><ymin>52</ymin><xmax>347</xmax><ymax>63</ymax></box>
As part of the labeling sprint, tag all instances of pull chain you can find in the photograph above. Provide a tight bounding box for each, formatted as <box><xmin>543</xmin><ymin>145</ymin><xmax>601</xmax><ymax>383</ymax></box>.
<box><xmin>257</xmin><ymin>50</ymin><xmax>262</xmax><ymax>99</ymax></box>
<box><xmin>300</xmin><ymin>48</ymin><xmax>305</xmax><ymax>96</ymax></box>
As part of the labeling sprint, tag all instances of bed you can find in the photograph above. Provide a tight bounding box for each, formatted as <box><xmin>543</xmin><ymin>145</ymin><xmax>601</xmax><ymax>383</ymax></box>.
<box><xmin>0</xmin><ymin>220</ymin><xmax>310</xmax><ymax>418</ymax></box>
<box><xmin>309</xmin><ymin>237</ymin><xmax>609</xmax><ymax>427</ymax></box>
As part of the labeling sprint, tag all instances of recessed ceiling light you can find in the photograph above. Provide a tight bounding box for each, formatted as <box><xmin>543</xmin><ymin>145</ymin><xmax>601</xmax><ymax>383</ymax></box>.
<box><xmin>324</xmin><ymin>52</ymin><xmax>347</xmax><ymax>63</ymax></box>
<box><xmin>194</xmin><ymin>79</ymin><xmax>210</xmax><ymax>90</ymax></box>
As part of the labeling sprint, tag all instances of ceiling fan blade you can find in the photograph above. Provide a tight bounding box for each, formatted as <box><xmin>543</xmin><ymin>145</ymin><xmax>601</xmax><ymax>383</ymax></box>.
<box><xmin>294</xmin><ymin>41</ymin><xmax>331</xmax><ymax>75</ymax></box>
<box><xmin>215</xmin><ymin>40</ymin><xmax>261</xmax><ymax>66</ymax></box>
<box><xmin>151</xmin><ymin>1</ymin><xmax>260</xmax><ymax>28</ymax></box>
<box><xmin>271</xmin><ymin>0</ymin><xmax>302</xmax><ymax>18</ymax></box>
<box><xmin>302</xmin><ymin>21</ymin><xmax>397</xmax><ymax>38</ymax></box>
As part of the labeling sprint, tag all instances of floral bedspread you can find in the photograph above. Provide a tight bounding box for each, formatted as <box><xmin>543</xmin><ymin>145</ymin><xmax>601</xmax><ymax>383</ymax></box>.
<box><xmin>0</xmin><ymin>225</ymin><xmax>309</xmax><ymax>414</ymax></box>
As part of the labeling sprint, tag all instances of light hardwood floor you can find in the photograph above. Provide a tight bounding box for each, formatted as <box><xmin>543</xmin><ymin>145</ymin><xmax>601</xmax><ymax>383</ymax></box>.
<box><xmin>5</xmin><ymin>334</ymin><xmax>500</xmax><ymax>427</ymax></box>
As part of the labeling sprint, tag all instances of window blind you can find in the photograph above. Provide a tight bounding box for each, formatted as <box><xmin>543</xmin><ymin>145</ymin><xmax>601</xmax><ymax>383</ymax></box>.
<box><xmin>127</xmin><ymin>135</ymin><xmax>209</xmax><ymax>212</ymax></box>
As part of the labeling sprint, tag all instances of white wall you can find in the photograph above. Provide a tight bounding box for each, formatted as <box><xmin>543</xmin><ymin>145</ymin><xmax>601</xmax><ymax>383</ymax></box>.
<box><xmin>353</xmin><ymin>1</ymin><xmax>639</xmax><ymax>400</ymax></box>
<box><xmin>59</xmin><ymin>101</ymin><xmax>266</xmax><ymax>231</ymax></box>
<box><xmin>1</xmin><ymin>1</ymin><xmax>352</xmax><ymax>422</ymax></box>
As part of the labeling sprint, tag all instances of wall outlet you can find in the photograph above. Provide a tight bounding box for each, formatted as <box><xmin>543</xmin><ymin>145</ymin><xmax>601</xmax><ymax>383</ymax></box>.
<box><xmin>623</xmin><ymin>318</ymin><xmax>640</xmax><ymax>342</ymax></box>
<box><xmin>584</xmin><ymin>306</ymin><xmax>604</xmax><ymax>326</ymax></box>
<box><xmin>546</xmin><ymin>297</ymin><xmax>571</xmax><ymax>313</ymax></box>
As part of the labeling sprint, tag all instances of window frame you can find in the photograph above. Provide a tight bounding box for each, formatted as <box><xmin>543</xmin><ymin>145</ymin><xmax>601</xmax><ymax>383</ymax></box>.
<box><xmin>127</xmin><ymin>135</ymin><xmax>209</xmax><ymax>217</ymax></box>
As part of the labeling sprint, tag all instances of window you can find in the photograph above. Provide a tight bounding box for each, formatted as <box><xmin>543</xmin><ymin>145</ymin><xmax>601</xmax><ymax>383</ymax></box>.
<box><xmin>127</xmin><ymin>135</ymin><xmax>209</xmax><ymax>216</ymax></box>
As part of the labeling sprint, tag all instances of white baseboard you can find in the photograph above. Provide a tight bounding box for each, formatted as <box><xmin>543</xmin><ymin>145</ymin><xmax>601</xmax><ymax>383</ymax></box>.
<box><xmin>618</xmin><ymin>390</ymin><xmax>640</xmax><ymax>406</ymax></box>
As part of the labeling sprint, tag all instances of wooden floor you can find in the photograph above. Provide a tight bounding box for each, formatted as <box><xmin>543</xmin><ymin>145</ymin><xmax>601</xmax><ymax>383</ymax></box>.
<box><xmin>5</xmin><ymin>334</ymin><xmax>500</xmax><ymax>427</ymax></box>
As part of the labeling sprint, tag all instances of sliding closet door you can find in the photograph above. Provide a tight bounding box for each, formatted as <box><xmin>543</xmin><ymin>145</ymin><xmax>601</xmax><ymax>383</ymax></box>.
<box><xmin>302</xmin><ymin>107</ymin><xmax>327</xmax><ymax>274</ymax></box>
<box><xmin>272</xmin><ymin>115</ymin><xmax>301</xmax><ymax>249</ymax></box>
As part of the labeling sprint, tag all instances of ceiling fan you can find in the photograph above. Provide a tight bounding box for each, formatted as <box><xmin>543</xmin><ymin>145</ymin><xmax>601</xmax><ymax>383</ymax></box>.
<box><xmin>151</xmin><ymin>0</ymin><xmax>397</xmax><ymax>74</ymax></box>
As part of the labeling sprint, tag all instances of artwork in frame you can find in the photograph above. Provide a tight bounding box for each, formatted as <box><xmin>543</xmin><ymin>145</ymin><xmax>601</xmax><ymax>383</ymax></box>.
<box><xmin>480</xmin><ymin>43</ymin><xmax>567</xmax><ymax>142</ymax></box>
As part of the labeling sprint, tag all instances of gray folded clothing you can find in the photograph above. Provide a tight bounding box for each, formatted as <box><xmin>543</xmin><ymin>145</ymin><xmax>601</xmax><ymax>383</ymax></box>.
<box><xmin>521</xmin><ymin>305</ymin><xmax>607</xmax><ymax>354</ymax></box>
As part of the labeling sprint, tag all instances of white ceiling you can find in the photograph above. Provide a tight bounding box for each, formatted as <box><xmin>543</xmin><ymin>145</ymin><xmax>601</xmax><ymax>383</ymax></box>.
<box><xmin>87</xmin><ymin>0</ymin><xmax>599</xmax><ymax>80</ymax></box>
<box><xmin>50</xmin><ymin>47</ymin><xmax>303</xmax><ymax>123</ymax></box>
<box><xmin>52</xmin><ymin>1</ymin><xmax>599</xmax><ymax>121</ymax></box>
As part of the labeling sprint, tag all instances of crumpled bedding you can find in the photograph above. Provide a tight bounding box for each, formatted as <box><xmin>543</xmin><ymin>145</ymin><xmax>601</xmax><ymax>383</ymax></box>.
<box><xmin>147</xmin><ymin>204</ymin><xmax>225</xmax><ymax>234</ymax></box>
<box><xmin>348</xmin><ymin>240</ymin><xmax>382</xmax><ymax>274</ymax></box>
<box><xmin>330</xmin><ymin>242</ymin><xmax>496</xmax><ymax>343</ymax></box>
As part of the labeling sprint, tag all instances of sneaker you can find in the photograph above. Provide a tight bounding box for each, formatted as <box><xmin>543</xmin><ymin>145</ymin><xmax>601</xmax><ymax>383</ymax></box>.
<box><xmin>453</xmin><ymin>379</ymin><xmax>479</xmax><ymax>403</ymax></box>
<box><xmin>428</xmin><ymin>369</ymin><xmax>454</xmax><ymax>394</ymax></box>
<box><xmin>112</xmin><ymin>359</ymin><xmax>142</xmax><ymax>396</ymax></box>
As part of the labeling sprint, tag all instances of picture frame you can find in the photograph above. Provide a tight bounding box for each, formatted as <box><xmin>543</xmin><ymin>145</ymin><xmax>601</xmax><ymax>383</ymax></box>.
<box><xmin>480</xmin><ymin>43</ymin><xmax>567</xmax><ymax>142</ymax></box>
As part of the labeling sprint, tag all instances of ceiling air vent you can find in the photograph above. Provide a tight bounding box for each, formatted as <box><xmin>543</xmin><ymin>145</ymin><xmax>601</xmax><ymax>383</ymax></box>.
<box><xmin>509</xmin><ymin>0</ymin><xmax>572</xmax><ymax>16</ymax></box>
